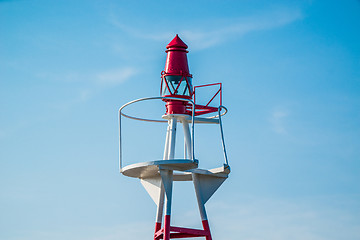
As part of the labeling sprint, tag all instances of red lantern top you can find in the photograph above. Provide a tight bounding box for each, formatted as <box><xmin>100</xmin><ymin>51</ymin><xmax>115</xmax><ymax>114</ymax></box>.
<box><xmin>166</xmin><ymin>34</ymin><xmax>188</xmax><ymax>49</ymax></box>
<box><xmin>161</xmin><ymin>35</ymin><xmax>222</xmax><ymax>116</ymax></box>
<box><xmin>164</xmin><ymin>34</ymin><xmax>191</xmax><ymax>77</ymax></box>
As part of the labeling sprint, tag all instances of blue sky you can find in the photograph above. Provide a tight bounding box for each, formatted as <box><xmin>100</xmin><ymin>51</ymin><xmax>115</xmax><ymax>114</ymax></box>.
<box><xmin>1</xmin><ymin>0</ymin><xmax>359</xmax><ymax>239</ymax></box>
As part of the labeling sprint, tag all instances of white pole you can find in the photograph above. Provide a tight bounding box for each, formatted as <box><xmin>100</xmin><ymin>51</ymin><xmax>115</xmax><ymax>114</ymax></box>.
<box><xmin>155</xmin><ymin>185</ymin><xmax>165</xmax><ymax>223</ymax></box>
<box><xmin>182</xmin><ymin>120</ymin><xmax>192</xmax><ymax>159</ymax></box>
<box><xmin>163</xmin><ymin>119</ymin><xmax>171</xmax><ymax>160</ymax></box>
<box><xmin>192</xmin><ymin>173</ymin><xmax>208</xmax><ymax>221</ymax></box>
<box><xmin>184</xmin><ymin>136</ymin><xmax>187</xmax><ymax>159</ymax></box>
<box><xmin>167</xmin><ymin>117</ymin><xmax>177</xmax><ymax>160</ymax></box>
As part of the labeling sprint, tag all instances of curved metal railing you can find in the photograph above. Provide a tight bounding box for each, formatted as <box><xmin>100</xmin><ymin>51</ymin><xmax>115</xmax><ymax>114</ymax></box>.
<box><xmin>118</xmin><ymin>96</ymin><xmax>229</xmax><ymax>172</ymax></box>
<box><xmin>119</xmin><ymin>97</ymin><xmax>196</xmax><ymax>172</ymax></box>
<box><xmin>218</xmin><ymin>106</ymin><xmax>229</xmax><ymax>166</ymax></box>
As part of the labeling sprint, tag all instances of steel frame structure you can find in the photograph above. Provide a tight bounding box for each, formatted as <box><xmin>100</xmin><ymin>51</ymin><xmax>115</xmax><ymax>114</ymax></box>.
<box><xmin>119</xmin><ymin>97</ymin><xmax>229</xmax><ymax>240</ymax></box>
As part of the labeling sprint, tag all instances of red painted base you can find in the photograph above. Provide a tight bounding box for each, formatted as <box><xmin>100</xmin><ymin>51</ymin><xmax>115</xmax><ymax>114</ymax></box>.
<box><xmin>202</xmin><ymin>220</ymin><xmax>212</xmax><ymax>240</ymax></box>
<box><xmin>155</xmin><ymin>222</ymin><xmax>162</xmax><ymax>234</ymax></box>
<box><xmin>164</xmin><ymin>215</ymin><xmax>171</xmax><ymax>240</ymax></box>
<box><xmin>154</xmin><ymin>217</ymin><xmax>212</xmax><ymax>240</ymax></box>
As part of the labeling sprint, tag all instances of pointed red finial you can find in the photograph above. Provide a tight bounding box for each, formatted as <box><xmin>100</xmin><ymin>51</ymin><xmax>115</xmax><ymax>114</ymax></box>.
<box><xmin>164</xmin><ymin>34</ymin><xmax>190</xmax><ymax>76</ymax></box>
<box><xmin>166</xmin><ymin>34</ymin><xmax>188</xmax><ymax>49</ymax></box>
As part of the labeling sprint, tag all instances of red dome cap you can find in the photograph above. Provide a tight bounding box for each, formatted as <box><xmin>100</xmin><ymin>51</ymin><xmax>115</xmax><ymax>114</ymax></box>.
<box><xmin>166</xmin><ymin>34</ymin><xmax>188</xmax><ymax>49</ymax></box>
<box><xmin>164</xmin><ymin>35</ymin><xmax>190</xmax><ymax>76</ymax></box>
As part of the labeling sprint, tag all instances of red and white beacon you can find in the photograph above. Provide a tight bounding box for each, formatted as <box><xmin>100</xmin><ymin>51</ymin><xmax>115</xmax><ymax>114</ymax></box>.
<box><xmin>161</xmin><ymin>34</ymin><xmax>192</xmax><ymax>115</ymax></box>
<box><xmin>119</xmin><ymin>34</ymin><xmax>230</xmax><ymax>240</ymax></box>
<box><xmin>161</xmin><ymin>34</ymin><xmax>220</xmax><ymax>116</ymax></box>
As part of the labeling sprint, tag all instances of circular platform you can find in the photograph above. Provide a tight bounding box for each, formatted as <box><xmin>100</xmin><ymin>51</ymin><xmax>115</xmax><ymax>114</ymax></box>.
<box><xmin>121</xmin><ymin>159</ymin><xmax>198</xmax><ymax>179</ymax></box>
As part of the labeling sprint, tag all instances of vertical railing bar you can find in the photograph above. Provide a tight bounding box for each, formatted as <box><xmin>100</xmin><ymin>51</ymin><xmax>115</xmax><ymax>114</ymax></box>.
<box><xmin>220</xmin><ymin>83</ymin><xmax>222</xmax><ymax>106</ymax></box>
<box><xmin>191</xmin><ymin>100</ymin><xmax>195</xmax><ymax>162</ymax></box>
<box><xmin>218</xmin><ymin>106</ymin><xmax>229</xmax><ymax>166</ymax></box>
<box><xmin>118</xmin><ymin>109</ymin><xmax>122</xmax><ymax>172</ymax></box>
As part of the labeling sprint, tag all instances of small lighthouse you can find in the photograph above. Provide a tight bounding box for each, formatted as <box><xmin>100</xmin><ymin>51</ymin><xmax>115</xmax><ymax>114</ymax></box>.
<box><xmin>118</xmin><ymin>35</ymin><xmax>230</xmax><ymax>240</ymax></box>
<box><xmin>161</xmin><ymin>34</ymin><xmax>192</xmax><ymax>115</ymax></box>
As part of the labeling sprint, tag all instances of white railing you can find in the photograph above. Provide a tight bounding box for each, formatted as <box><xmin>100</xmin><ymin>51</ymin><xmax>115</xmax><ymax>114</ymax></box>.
<box><xmin>118</xmin><ymin>97</ymin><xmax>229</xmax><ymax>172</ymax></box>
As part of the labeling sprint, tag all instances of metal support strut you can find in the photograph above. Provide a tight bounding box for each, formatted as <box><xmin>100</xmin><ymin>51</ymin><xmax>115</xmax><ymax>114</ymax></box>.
<box><xmin>154</xmin><ymin>115</ymin><xmax>214</xmax><ymax>240</ymax></box>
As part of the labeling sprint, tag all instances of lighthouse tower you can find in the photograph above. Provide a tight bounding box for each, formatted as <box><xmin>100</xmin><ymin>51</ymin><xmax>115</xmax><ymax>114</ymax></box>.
<box><xmin>118</xmin><ymin>35</ymin><xmax>230</xmax><ymax>240</ymax></box>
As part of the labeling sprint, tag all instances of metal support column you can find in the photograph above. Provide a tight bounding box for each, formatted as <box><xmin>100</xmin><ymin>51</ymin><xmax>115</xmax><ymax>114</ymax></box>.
<box><xmin>161</xmin><ymin>169</ymin><xmax>173</xmax><ymax>240</ymax></box>
<box><xmin>182</xmin><ymin>120</ymin><xmax>192</xmax><ymax>159</ymax></box>
<box><xmin>192</xmin><ymin>173</ymin><xmax>213</xmax><ymax>240</ymax></box>
<box><xmin>154</xmin><ymin>185</ymin><xmax>165</xmax><ymax>238</ymax></box>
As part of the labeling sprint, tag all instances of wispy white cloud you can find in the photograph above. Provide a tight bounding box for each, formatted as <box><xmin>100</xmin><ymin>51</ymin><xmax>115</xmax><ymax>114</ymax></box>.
<box><xmin>78</xmin><ymin>88</ymin><xmax>92</xmax><ymax>102</ymax></box>
<box><xmin>110</xmin><ymin>7</ymin><xmax>303</xmax><ymax>50</ymax></box>
<box><xmin>96</xmin><ymin>67</ymin><xmax>137</xmax><ymax>86</ymax></box>
<box><xmin>270</xmin><ymin>108</ymin><xmax>289</xmax><ymax>134</ymax></box>
<box><xmin>38</xmin><ymin>66</ymin><xmax>138</xmax><ymax>87</ymax></box>
<box><xmin>37</xmin><ymin>66</ymin><xmax>138</xmax><ymax>106</ymax></box>
<box><xmin>109</xmin><ymin>19</ymin><xmax>172</xmax><ymax>42</ymax></box>
<box><xmin>71</xmin><ymin>67</ymin><xmax>137</xmax><ymax>104</ymax></box>
<box><xmin>181</xmin><ymin>8</ymin><xmax>303</xmax><ymax>50</ymax></box>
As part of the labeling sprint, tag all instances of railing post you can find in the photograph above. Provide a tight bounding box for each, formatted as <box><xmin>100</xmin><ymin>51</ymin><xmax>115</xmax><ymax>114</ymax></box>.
<box><xmin>218</xmin><ymin>106</ymin><xmax>229</xmax><ymax>166</ymax></box>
